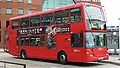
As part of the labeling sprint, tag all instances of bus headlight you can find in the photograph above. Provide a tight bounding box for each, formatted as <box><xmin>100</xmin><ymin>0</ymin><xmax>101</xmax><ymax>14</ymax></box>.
<box><xmin>90</xmin><ymin>54</ymin><xmax>93</xmax><ymax>57</ymax></box>
<box><xmin>106</xmin><ymin>54</ymin><xmax>109</xmax><ymax>56</ymax></box>
<box><xmin>85</xmin><ymin>52</ymin><xmax>90</xmax><ymax>55</ymax></box>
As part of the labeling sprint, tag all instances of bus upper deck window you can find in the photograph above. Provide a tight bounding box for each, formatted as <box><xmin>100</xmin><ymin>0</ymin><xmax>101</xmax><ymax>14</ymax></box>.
<box><xmin>70</xmin><ymin>8</ymin><xmax>82</xmax><ymax>23</ymax></box>
<box><xmin>30</xmin><ymin>16</ymin><xmax>40</xmax><ymax>27</ymax></box>
<box><xmin>42</xmin><ymin>13</ymin><xmax>53</xmax><ymax>26</ymax></box>
<box><xmin>55</xmin><ymin>10</ymin><xmax>69</xmax><ymax>24</ymax></box>
<box><xmin>20</xmin><ymin>18</ymin><xmax>29</xmax><ymax>28</ymax></box>
<box><xmin>12</xmin><ymin>20</ymin><xmax>19</xmax><ymax>29</ymax></box>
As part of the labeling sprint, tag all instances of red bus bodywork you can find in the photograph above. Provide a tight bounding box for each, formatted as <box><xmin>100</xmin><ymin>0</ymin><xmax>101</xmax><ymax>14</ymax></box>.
<box><xmin>8</xmin><ymin>3</ymin><xmax>109</xmax><ymax>63</ymax></box>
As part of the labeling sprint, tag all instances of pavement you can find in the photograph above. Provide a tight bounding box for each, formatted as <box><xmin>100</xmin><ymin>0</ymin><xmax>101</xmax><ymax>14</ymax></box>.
<box><xmin>0</xmin><ymin>49</ymin><xmax>4</xmax><ymax>53</ymax></box>
<box><xmin>1</xmin><ymin>48</ymin><xmax>120</xmax><ymax>67</ymax></box>
<box><xmin>100</xmin><ymin>55</ymin><xmax>120</xmax><ymax>66</ymax></box>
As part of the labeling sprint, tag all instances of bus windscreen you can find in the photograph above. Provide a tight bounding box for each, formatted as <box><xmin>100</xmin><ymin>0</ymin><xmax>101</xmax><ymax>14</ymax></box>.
<box><xmin>85</xmin><ymin>6</ymin><xmax>106</xmax><ymax>30</ymax></box>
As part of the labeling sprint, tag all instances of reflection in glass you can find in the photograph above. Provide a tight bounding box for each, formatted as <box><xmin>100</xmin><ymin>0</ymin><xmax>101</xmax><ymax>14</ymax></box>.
<box><xmin>86</xmin><ymin>32</ymin><xmax>107</xmax><ymax>48</ymax></box>
<box><xmin>20</xmin><ymin>37</ymin><xmax>29</xmax><ymax>46</ymax></box>
<box><xmin>70</xmin><ymin>8</ymin><xmax>82</xmax><ymax>23</ymax></box>
<box><xmin>85</xmin><ymin>6</ymin><xmax>106</xmax><ymax>30</ymax></box>
<box><xmin>20</xmin><ymin>18</ymin><xmax>29</xmax><ymax>28</ymax></box>
<box><xmin>12</xmin><ymin>20</ymin><xmax>19</xmax><ymax>29</ymax></box>
<box><xmin>31</xmin><ymin>16</ymin><xmax>40</xmax><ymax>27</ymax></box>
<box><xmin>30</xmin><ymin>36</ymin><xmax>40</xmax><ymax>46</ymax></box>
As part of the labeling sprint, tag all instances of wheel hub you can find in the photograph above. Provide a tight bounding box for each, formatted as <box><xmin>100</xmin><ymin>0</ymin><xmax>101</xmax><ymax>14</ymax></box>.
<box><xmin>60</xmin><ymin>55</ymin><xmax>66</xmax><ymax>62</ymax></box>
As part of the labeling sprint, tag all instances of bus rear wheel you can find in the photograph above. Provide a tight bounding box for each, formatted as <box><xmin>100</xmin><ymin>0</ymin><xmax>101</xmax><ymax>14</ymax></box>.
<box><xmin>58</xmin><ymin>52</ymin><xmax>68</xmax><ymax>64</ymax></box>
<box><xmin>20</xmin><ymin>50</ymin><xmax>27</xmax><ymax>59</ymax></box>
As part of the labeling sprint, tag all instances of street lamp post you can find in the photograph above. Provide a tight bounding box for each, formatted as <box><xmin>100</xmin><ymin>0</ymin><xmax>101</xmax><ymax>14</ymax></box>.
<box><xmin>112</xmin><ymin>32</ymin><xmax>117</xmax><ymax>55</ymax></box>
<box><xmin>118</xmin><ymin>18</ymin><xmax>120</xmax><ymax>60</ymax></box>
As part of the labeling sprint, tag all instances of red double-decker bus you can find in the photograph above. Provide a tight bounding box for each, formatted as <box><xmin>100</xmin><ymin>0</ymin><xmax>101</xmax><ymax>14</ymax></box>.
<box><xmin>8</xmin><ymin>3</ymin><xmax>108</xmax><ymax>64</ymax></box>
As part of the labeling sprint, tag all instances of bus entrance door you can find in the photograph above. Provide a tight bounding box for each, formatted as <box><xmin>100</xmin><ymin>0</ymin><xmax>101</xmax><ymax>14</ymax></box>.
<box><xmin>9</xmin><ymin>30</ymin><xmax>20</xmax><ymax>55</ymax></box>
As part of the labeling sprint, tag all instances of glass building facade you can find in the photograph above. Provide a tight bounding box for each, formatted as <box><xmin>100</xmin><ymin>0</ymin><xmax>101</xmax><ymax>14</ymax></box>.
<box><xmin>42</xmin><ymin>0</ymin><xmax>75</xmax><ymax>11</ymax></box>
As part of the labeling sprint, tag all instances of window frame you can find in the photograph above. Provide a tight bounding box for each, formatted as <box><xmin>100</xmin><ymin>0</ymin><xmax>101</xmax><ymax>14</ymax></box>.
<box><xmin>42</xmin><ymin>13</ymin><xmax>54</xmax><ymax>26</ymax></box>
<box><xmin>18</xmin><ymin>8</ymin><xmax>24</xmax><ymax>15</ymax></box>
<box><xmin>12</xmin><ymin>20</ymin><xmax>19</xmax><ymax>29</ymax></box>
<box><xmin>6</xmin><ymin>21</ymin><xmax>9</xmax><ymax>28</ymax></box>
<box><xmin>55</xmin><ymin>10</ymin><xmax>69</xmax><ymax>24</ymax></box>
<box><xmin>30</xmin><ymin>16</ymin><xmax>40</xmax><ymax>27</ymax></box>
<box><xmin>28</xmin><ymin>0</ymin><xmax>32</xmax><ymax>4</ymax></box>
<box><xmin>16</xmin><ymin>37</ymin><xmax>19</xmax><ymax>46</ymax></box>
<box><xmin>18</xmin><ymin>0</ymin><xmax>24</xmax><ymax>3</ymax></box>
<box><xmin>6</xmin><ymin>8</ymin><xmax>12</xmax><ymax>14</ymax></box>
<box><xmin>6</xmin><ymin>0</ymin><xmax>12</xmax><ymax>2</ymax></box>
<box><xmin>30</xmin><ymin>36</ymin><xmax>41</xmax><ymax>46</ymax></box>
<box><xmin>70</xmin><ymin>8</ymin><xmax>82</xmax><ymax>23</ymax></box>
<box><xmin>28</xmin><ymin>9</ymin><xmax>32</xmax><ymax>14</ymax></box>
<box><xmin>0</xmin><ymin>8</ymin><xmax>1</xmax><ymax>14</ymax></box>
<box><xmin>20</xmin><ymin>37</ymin><xmax>29</xmax><ymax>46</ymax></box>
<box><xmin>20</xmin><ymin>18</ymin><xmax>30</xmax><ymax>28</ymax></box>
<box><xmin>71</xmin><ymin>32</ymin><xmax>83</xmax><ymax>48</ymax></box>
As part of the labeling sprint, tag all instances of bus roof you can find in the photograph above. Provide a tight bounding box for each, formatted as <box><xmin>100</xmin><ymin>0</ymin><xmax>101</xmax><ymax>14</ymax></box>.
<box><xmin>10</xmin><ymin>3</ymin><xmax>101</xmax><ymax>20</ymax></box>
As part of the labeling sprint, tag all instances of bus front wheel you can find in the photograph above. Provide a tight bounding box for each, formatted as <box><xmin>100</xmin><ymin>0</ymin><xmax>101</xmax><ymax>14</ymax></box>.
<box><xmin>58</xmin><ymin>52</ymin><xmax>68</xmax><ymax>64</ymax></box>
<box><xmin>20</xmin><ymin>50</ymin><xmax>27</xmax><ymax>59</ymax></box>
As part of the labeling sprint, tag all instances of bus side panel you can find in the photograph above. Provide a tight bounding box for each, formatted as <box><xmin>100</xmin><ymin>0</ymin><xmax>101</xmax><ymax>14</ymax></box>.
<box><xmin>56</xmin><ymin>34</ymin><xmax>71</xmax><ymax>60</ymax></box>
<box><xmin>9</xmin><ymin>31</ymin><xmax>18</xmax><ymax>56</ymax></box>
<box><xmin>56</xmin><ymin>34</ymin><xmax>86</xmax><ymax>62</ymax></box>
<box><xmin>69</xmin><ymin>48</ymin><xmax>86</xmax><ymax>62</ymax></box>
<box><xmin>24</xmin><ymin>46</ymin><xmax>47</xmax><ymax>59</ymax></box>
<box><xmin>9</xmin><ymin>21</ymin><xmax>19</xmax><ymax>56</ymax></box>
<box><xmin>41</xmin><ymin>34</ymin><xmax>71</xmax><ymax>61</ymax></box>
<box><xmin>41</xmin><ymin>34</ymin><xmax>60</xmax><ymax>60</ymax></box>
<box><xmin>70</xmin><ymin>23</ymin><xmax>85</xmax><ymax>33</ymax></box>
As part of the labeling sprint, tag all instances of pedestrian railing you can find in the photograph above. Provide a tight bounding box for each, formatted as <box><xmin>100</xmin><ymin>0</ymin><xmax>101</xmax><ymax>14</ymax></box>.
<box><xmin>108</xmin><ymin>49</ymin><xmax>120</xmax><ymax>55</ymax></box>
<box><xmin>0</xmin><ymin>61</ymin><xmax>26</xmax><ymax>68</ymax></box>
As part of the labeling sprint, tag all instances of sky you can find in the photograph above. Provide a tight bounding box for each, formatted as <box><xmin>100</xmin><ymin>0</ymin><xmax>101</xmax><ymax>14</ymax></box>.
<box><xmin>101</xmin><ymin>0</ymin><xmax>120</xmax><ymax>26</ymax></box>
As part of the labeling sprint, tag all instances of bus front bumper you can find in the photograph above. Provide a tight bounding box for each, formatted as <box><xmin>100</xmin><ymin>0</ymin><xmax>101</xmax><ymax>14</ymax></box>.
<box><xmin>84</xmin><ymin>55</ymin><xmax>109</xmax><ymax>62</ymax></box>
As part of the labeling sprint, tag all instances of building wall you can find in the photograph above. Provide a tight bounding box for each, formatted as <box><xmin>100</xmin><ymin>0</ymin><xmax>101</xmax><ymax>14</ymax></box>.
<box><xmin>0</xmin><ymin>0</ymin><xmax>43</xmax><ymax>48</ymax></box>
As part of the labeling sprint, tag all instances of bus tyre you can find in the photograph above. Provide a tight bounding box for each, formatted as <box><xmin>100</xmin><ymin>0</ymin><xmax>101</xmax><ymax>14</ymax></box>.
<box><xmin>58</xmin><ymin>52</ymin><xmax>68</xmax><ymax>64</ymax></box>
<box><xmin>20</xmin><ymin>50</ymin><xmax>27</xmax><ymax>59</ymax></box>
